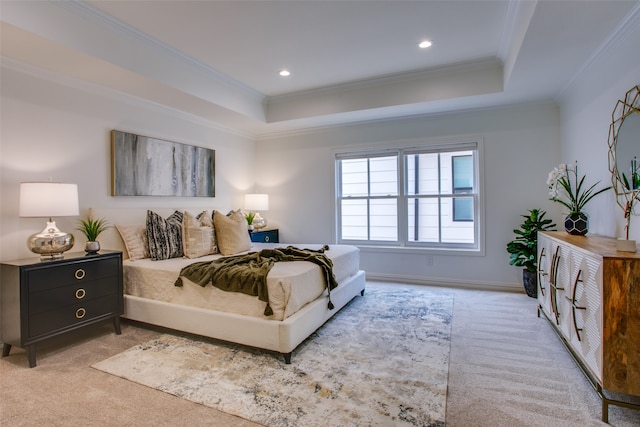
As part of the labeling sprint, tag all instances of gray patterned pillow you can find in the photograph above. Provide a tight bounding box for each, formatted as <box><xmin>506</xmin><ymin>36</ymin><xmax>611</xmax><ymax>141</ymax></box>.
<box><xmin>146</xmin><ymin>210</ymin><xmax>184</xmax><ymax>260</ymax></box>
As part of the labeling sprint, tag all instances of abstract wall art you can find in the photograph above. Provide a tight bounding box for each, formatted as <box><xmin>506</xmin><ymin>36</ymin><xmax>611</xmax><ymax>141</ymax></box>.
<box><xmin>111</xmin><ymin>130</ymin><xmax>215</xmax><ymax>197</ymax></box>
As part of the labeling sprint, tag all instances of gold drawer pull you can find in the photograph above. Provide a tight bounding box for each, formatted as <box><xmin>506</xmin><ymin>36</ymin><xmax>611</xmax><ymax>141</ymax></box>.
<box><xmin>75</xmin><ymin>288</ymin><xmax>86</xmax><ymax>299</ymax></box>
<box><xmin>264</xmin><ymin>235</ymin><xmax>270</xmax><ymax>242</ymax></box>
<box><xmin>74</xmin><ymin>269</ymin><xmax>86</xmax><ymax>280</ymax></box>
<box><xmin>75</xmin><ymin>308</ymin><xmax>86</xmax><ymax>319</ymax></box>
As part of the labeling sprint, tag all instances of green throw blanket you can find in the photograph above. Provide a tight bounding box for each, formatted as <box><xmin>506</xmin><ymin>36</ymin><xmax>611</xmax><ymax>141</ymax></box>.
<box><xmin>175</xmin><ymin>245</ymin><xmax>338</xmax><ymax>316</ymax></box>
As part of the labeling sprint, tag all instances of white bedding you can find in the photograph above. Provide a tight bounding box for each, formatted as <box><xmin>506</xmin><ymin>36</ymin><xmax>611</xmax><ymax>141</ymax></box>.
<box><xmin>123</xmin><ymin>243</ymin><xmax>360</xmax><ymax>321</ymax></box>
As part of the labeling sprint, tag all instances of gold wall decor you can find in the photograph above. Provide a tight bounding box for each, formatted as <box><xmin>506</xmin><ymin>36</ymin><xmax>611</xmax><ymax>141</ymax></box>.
<box><xmin>607</xmin><ymin>85</ymin><xmax>640</xmax><ymax>238</ymax></box>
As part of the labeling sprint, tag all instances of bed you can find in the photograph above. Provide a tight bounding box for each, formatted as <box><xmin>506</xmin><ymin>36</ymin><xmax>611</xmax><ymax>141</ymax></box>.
<box><xmin>122</xmin><ymin>243</ymin><xmax>365</xmax><ymax>363</ymax></box>
<box><xmin>100</xmin><ymin>208</ymin><xmax>366</xmax><ymax>363</ymax></box>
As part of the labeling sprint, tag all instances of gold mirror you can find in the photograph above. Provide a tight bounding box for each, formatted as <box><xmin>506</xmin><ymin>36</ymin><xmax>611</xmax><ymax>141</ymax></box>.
<box><xmin>608</xmin><ymin>85</ymin><xmax>640</xmax><ymax>238</ymax></box>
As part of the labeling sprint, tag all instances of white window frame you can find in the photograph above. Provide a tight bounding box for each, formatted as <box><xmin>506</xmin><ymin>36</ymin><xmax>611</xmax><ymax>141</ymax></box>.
<box><xmin>335</xmin><ymin>139</ymin><xmax>484</xmax><ymax>255</ymax></box>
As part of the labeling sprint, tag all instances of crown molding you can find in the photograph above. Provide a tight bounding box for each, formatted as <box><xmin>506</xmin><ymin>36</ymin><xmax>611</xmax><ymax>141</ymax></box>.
<box><xmin>1</xmin><ymin>56</ymin><xmax>258</xmax><ymax>140</ymax></box>
<box><xmin>256</xmin><ymin>98</ymin><xmax>558</xmax><ymax>141</ymax></box>
<box><xmin>497</xmin><ymin>0</ymin><xmax>524</xmax><ymax>62</ymax></box>
<box><xmin>58</xmin><ymin>1</ymin><xmax>264</xmax><ymax>102</ymax></box>
<box><xmin>266</xmin><ymin>58</ymin><xmax>501</xmax><ymax>105</ymax></box>
<box><xmin>559</xmin><ymin>1</ymin><xmax>640</xmax><ymax>98</ymax></box>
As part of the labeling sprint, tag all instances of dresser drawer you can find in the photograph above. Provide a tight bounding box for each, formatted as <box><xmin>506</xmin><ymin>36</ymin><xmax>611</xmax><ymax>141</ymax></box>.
<box><xmin>27</xmin><ymin>257</ymin><xmax>120</xmax><ymax>293</ymax></box>
<box><xmin>250</xmin><ymin>229</ymin><xmax>279</xmax><ymax>243</ymax></box>
<box><xmin>29</xmin><ymin>277</ymin><xmax>117</xmax><ymax>315</ymax></box>
<box><xmin>28</xmin><ymin>294</ymin><xmax>119</xmax><ymax>339</ymax></box>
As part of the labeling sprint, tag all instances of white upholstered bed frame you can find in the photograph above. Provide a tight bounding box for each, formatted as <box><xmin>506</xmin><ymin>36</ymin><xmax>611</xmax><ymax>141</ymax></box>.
<box><xmin>94</xmin><ymin>208</ymin><xmax>366</xmax><ymax>363</ymax></box>
<box><xmin>124</xmin><ymin>270</ymin><xmax>365</xmax><ymax>363</ymax></box>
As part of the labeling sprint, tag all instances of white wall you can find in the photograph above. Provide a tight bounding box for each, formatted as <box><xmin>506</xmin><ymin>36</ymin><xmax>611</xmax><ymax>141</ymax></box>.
<box><xmin>0</xmin><ymin>65</ymin><xmax>255</xmax><ymax>261</ymax></box>
<box><xmin>255</xmin><ymin>102</ymin><xmax>561</xmax><ymax>290</ymax></box>
<box><xmin>559</xmin><ymin>17</ymin><xmax>640</xmax><ymax>241</ymax></box>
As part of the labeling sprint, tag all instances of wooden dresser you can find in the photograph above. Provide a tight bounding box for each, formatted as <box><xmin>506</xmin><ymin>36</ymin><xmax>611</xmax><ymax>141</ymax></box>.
<box><xmin>0</xmin><ymin>251</ymin><xmax>123</xmax><ymax>367</ymax></box>
<box><xmin>537</xmin><ymin>231</ymin><xmax>640</xmax><ymax>422</ymax></box>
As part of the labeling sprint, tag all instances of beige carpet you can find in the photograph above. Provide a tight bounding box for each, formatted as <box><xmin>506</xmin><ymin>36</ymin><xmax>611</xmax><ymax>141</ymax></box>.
<box><xmin>92</xmin><ymin>286</ymin><xmax>454</xmax><ymax>427</ymax></box>
<box><xmin>446</xmin><ymin>288</ymin><xmax>640</xmax><ymax>427</ymax></box>
<box><xmin>2</xmin><ymin>281</ymin><xmax>640</xmax><ymax>426</ymax></box>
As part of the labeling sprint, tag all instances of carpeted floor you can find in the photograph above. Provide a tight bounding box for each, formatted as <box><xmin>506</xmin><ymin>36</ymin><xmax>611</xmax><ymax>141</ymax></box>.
<box><xmin>1</xmin><ymin>281</ymin><xmax>639</xmax><ymax>426</ymax></box>
<box><xmin>92</xmin><ymin>286</ymin><xmax>453</xmax><ymax>427</ymax></box>
<box><xmin>446</xmin><ymin>287</ymin><xmax>640</xmax><ymax>427</ymax></box>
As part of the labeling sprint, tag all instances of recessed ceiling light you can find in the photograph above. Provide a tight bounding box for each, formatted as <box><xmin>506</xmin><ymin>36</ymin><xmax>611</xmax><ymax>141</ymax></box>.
<box><xmin>279</xmin><ymin>70</ymin><xmax>291</xmax><ymax>77</ymax></box>
<box><xmin>418</xmin><ymin>40</ymin><xmax>432</xmax><ymax>49</ymax></box>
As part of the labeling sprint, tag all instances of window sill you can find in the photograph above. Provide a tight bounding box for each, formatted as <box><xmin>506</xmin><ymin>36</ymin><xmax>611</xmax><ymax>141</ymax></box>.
<box><xmin>355</xmin><ymin>244</ymin><xmax>484</xmax><ymax>257</ymax></box>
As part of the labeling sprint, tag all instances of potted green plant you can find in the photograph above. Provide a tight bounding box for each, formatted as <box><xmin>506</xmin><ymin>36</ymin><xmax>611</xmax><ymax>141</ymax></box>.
<box><xmin>244</xmin><ymin>212</ymin><xmax>256</xmax><ymax>231</ymax></box>
<box><xmin>506</xmin><ymin>209</ymin><xmax>556</xmax><ymax>298</ymax></box>
<box><xmin>76</xmin><ymin>216</ymin><xmax>110</xmax><ymax>254</ymax></box>
<box><xmin>546</xmin><ymin>161</ymin><xmax>610</xmax><ymax>235</ymax></box>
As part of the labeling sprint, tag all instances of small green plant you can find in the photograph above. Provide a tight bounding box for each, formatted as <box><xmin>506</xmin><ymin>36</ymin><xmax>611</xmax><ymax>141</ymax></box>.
<box><xmin>244</xmin><ymin>212</ymin><xmax>256</xmax><ymax>225</ymax></box>
<box><xmin>507</xmin><ymin>209</ymin><xmax>556</xmax><ymax>272</ymax></box>
<box><xmin>76</xmin><ymin>217</ymin><xmax>110</xmax><ymax>242</ymax></box>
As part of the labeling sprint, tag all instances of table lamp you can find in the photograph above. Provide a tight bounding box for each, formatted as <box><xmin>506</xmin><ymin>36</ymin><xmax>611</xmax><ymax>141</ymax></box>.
<box><xmin>19</xmin><ymin>182</ymin><xmax>79</xmax><ymax>260</ymax></box>
<box><xmin>244</xmin><ymin>193</ymin><xmax>269</xmax><ymax>229</ymax></box>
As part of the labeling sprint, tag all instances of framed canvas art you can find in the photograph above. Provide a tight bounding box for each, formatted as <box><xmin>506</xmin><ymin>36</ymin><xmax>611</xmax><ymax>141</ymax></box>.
<box><xmin>111</xmin><ymin>130</ymin><xmax>215</xmax><ymax>197</ymax></box>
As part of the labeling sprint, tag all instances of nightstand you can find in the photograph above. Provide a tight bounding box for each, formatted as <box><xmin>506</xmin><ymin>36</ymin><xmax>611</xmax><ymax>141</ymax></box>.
<box><xmin>0</xmin><ymin>250</ymin><xmax>123</xmax><ymax>368</ymax></box>
<box><xmin>250</xmin><ymin>229</ymin><xmax>279</xmax><ymax>243</ymax></box>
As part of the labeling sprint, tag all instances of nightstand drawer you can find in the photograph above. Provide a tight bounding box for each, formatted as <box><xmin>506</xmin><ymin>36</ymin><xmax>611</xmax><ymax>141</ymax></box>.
<box><xmin>28</xmin><ymin>294</ymin><xmax>119</xmax><ymax>338</ymax></box>
<box><xmin>29</xmin><ymin>277</ymin><xmax>117</xmax><ymax>315</ymax></box>
<box><xmin>27</xmin><ymin>257</ymin><xmax>120</xmax><ymax>293</ymax></box>
<box><xmin>250</xmin><ymin>229</ymin><xmax>279</xmax><ymax>243</ymax></box>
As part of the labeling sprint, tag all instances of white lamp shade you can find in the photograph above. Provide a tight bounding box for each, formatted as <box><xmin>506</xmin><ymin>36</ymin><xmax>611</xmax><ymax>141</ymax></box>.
<box><xmin>19</xmin><ymin>182</ymin><xmax>80</xmax><ymax>217</ymax></box>
<box><xmin>244</xmin><ymin>193</ymin><xmax>269</xmax><ymax>211</ymax></box>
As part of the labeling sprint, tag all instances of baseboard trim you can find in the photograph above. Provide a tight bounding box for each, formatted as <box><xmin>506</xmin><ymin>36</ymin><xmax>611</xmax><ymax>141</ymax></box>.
<box><xmin>365</xmin><ymin>272</ymin><xmax>523</xmax><ymax>293</ymax></box>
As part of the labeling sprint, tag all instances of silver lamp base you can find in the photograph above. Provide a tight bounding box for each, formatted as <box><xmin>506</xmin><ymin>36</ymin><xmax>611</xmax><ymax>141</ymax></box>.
<box><xmin>27</xmin><ymin>221</ymin><xmax>75</xmax><ymax>260</ymax></box>
<box><xmin>253</xmin><ymin>213</ymin><xmax>267</xmax><ymax>229</ymax></box>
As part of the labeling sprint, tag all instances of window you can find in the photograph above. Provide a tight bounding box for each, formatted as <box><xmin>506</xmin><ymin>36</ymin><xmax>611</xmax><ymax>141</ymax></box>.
<box><xmin>336</xmin><ymin>141</ymin><xmax>480</xmax><ymax>251</ymax></box>
<box><xmin>452</xmin><ymin>155</ymin><xmax>474</xmax><ymax>222</ymax></box>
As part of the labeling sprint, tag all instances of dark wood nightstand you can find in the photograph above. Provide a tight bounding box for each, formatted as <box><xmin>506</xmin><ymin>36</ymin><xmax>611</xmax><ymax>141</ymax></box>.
<box><xmin>0</xmin><ymin>250</ymin><xmax>123</xmax><ymax>367</ymax></box>
<box><xmin>250</xmin><ymin>229</ymin><xmax>279</xmax><ymax>243</ymax></box>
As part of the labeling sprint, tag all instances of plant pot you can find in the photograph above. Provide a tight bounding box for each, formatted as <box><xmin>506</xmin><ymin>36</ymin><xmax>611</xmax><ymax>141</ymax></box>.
<box><xmin>85</xmin><ymin>241</ymin><xmax>100</xmax><ymax>254</ymax></box>
<box><xmin>564</xmin><ymin>212</ymin><xmax>588</xmax><ymax>235</ymax></box>
<box><xmin>522</xmin><ymin>269</ymin><xmax>537</xmax><ymax>298</ymax></box>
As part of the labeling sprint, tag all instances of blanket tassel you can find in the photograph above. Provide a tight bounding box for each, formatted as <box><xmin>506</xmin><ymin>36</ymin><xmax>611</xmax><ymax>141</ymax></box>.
<box><xmin>328</xmin><ymin>299</ymin><xmax>335</xmax><ymax>310</ymax></box>
<box><xmin>264</xmin><ymin>303</ymin><xmax>274</xmax><ymax>317</ymax></box>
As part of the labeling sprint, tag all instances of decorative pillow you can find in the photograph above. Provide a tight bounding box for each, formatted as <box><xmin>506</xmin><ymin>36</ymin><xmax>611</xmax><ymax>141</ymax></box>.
<box><xmin>197</xmin><ymin>210</ymin><xmax>214</xmax><ymax>228</ymax></box>
<box><xmin>213</xmin><ymin>210</ymin><xmax>251</xmax><ymax>255</ymax></box>
<box><xmin>146</xmin><ymin>210</ymin><xmax>184</xmax><ymax>260</ymax></box>
<box><xmin>182</xmin><ymin>210</ymin><xmax>218</xmax><ymax>259</ymax></box>
<box><xmin>115</xmin><ymin>224</ymin><xmax>150</xmax><ymax>261</ymax></box>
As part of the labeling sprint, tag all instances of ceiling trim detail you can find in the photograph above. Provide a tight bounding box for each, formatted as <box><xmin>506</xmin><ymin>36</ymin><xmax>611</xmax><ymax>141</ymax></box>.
<box><xmin>559</xmin><ymin>1</ymin><xmax>640</xmax><ymax>98</ymax></box>
<box><xmin>1</xmin><ymin>56</ymin><xmax>256</xmax><ymax>140</ymax></box>
<box><xmin>58</xmin><ymin>0</ymin><xmax>264</xmax><ymax>100</ymax></box>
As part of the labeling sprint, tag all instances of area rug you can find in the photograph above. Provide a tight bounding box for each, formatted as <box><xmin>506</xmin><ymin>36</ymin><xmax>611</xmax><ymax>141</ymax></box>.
<box><xmin>92</xmin><ymin>285</ymin><xmax>453</xmax><ymax>427</ymax></box>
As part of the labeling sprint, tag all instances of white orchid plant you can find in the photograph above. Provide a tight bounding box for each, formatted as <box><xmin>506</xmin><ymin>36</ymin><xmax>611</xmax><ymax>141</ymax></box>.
<box><xmin>547</xmin><ymin>161</ymin><xmax>610</xmax><ymax>214</ymax></box>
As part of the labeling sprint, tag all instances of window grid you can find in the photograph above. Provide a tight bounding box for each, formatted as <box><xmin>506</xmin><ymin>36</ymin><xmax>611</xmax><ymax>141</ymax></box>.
<box><xmin>337</xmin><ymin>143</ymin><xmax>479</xmax><ymax>250</ymax></box>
